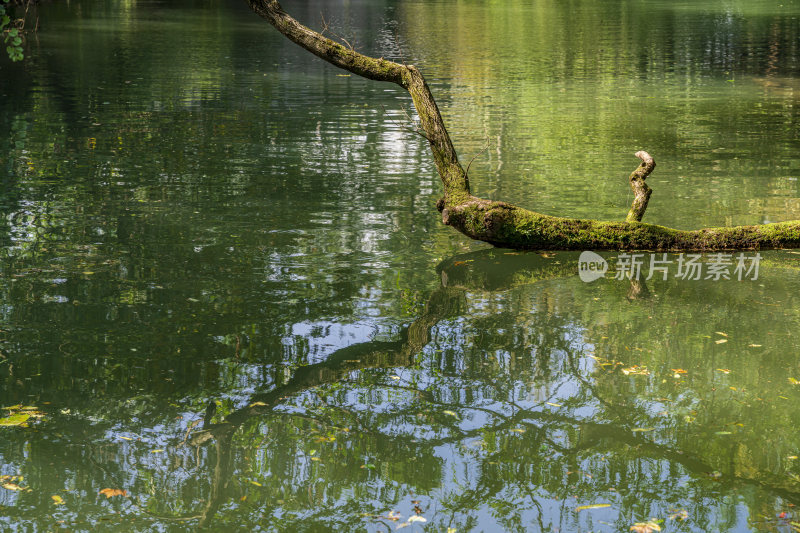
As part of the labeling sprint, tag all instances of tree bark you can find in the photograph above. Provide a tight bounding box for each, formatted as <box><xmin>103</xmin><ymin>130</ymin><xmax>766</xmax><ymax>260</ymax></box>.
<box><xmin>246</xmin><ymin>0</ymin><xmax>800</xmax><ymax>251</ymax></box>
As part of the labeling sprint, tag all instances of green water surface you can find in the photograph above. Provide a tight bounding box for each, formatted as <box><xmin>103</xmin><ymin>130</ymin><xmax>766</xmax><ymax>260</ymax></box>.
<box><xmin>1</xmin><ymin>0</ymin><xmax>800</xmax><ymax>531</ymax></box>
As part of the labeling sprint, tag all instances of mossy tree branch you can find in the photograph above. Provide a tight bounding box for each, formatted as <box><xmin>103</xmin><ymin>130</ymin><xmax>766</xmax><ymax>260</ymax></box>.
<box><xmin>626</xmin><ymin>151</ymin><xmax>654</xmax><ymax>223</ymax></box>
<box><xmin>246</xmin><ymin>0</ymin><xmax>800</xmax><ymax>251</ymax></box>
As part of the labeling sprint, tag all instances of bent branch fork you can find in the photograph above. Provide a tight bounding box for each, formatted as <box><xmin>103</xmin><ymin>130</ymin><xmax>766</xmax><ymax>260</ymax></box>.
<box><xmin>247</xmin><ymin>0</ymin><xmax>800</xmax><ymax>251</ymax></box>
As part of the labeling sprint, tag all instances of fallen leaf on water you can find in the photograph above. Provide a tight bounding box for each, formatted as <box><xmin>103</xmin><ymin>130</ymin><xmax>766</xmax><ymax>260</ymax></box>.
<box><xmin>52</xmin><ymin>495</ymin><xmax>65</xmax><ymax>505</ymax></box>
<box><xmin>2</xmin><ymin>483</ymin><xmax>25</xmax><ymax>491</ymax></box>
<box><xmin>443</xmin><ymin>410</ymin><xmax>459</xmax><ymax>418</ymax></box>
<box><xmin>249</xmin><ymin>401</ymin><xmax>267</xmax><ymax>407</ymax></box>
<box><xmin>546</xmin><ymin>402</ymin><xmax>562</xmax><ymax>407</ymax></box>
<box><xmin>630</xmin><ymin>521</ymin><xmax>661</xmax><ymax>532</ymax></box>
<box><xmin>0</xmin><ymin>413</ymin><xmax>30</xmax><ymax>427</ymax></box>
<box><xmin>716</xmin><ymin>368</ymin><xmax>730</xmax><ymax>374</ymax></box>
<box><xmin>150</xmin><ymin>449</ymin><xmax>164</xmax><ymax>453</ymax></box>
<box><xmin>510</xmin><ymin>428</ymin><xmax>526</xmax><ymax>434</ymax></box>
<box><xmin>119</xmin><ymin>436</ymin><xmax>133</xmax><ymax>441</ymax></box>
<box><xmin>715</xmin><ymin>339</ymin><xmax>728</xmax><ymax>344</ymax></box>
<box><xmin>632</xmin><ymin>428</ymin><xmax>655</xmax><ymax>433</ymax></box>
<box><xmin>715</xmin><ymin>431</ymin><xmax>733</xmax><ymax>435</ymax></box>
<box><xmin>407</xmin><ymin>516</ymin><xmax>427</xmax><ymax>523</ymax></box>
<box><xmin>576</xmin><ymin>503</ymin><xmax>611</xmax><ymax>512</ymax></box>
<box><xmin>715</xmin><ymin>332</ymin><xmax>728</xmax><ymax>337</ymax></box>
<box><xmin>99</xmin><ymin>488</ymin><xmax>128</xmax><ymax>498</ymax></box>
<box><xmin>621</xmin><ymin>365</ymin><xmax>649</xmax><ymax>376</ymax></box>
<box><xmin>671</xmin><ymin>369</ymin><xmax>687</xmax><ymax>374</ymax></box>
<box><xmin>748</xmin><ymin>344</ymin><xmax>762</xmax><ymax>347</ymax></box>
<box><xmin>789</xmin><ymin>378</ymin><xmax>800</xmax><ymax>385</ymax></box>
<box><xmin>248</xmin><ymin>480</ymin><xmax>262</xmax><ymax>486</ymax></box>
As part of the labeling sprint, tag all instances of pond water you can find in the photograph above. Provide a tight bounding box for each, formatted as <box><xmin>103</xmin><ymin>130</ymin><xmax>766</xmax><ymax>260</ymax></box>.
<box><xmin>1</xmin><ymin>0</ymin><xmax>800</xmax><ymax>531</ymax></box>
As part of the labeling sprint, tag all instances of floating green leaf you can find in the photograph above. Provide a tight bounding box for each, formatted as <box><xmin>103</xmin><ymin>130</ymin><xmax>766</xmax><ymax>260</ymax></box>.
<box><xmin>0</xmin><ymin>413</ymin><xmax>30</xmax><ymax>427</ymax></box>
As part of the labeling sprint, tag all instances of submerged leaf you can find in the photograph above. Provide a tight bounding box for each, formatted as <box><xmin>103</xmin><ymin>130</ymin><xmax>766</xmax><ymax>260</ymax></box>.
<box><xmin>669</xmin><ymin>509</ymin><xmax>688</xmax><ymax>521</ymax></box>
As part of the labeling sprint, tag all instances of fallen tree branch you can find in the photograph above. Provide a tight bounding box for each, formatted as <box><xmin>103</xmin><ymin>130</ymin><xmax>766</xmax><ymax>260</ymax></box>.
<box><xmin>246</xmin><ymin>0</ymin><xmax>800</xmax><ymax>251</ymax></box>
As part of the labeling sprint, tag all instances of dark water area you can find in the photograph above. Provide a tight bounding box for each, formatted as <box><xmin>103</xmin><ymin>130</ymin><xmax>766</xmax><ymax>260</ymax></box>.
<box><xmin>1</xmin><ymin>0</ymin><xmax>800</xmax><ymax>530</ymax></box>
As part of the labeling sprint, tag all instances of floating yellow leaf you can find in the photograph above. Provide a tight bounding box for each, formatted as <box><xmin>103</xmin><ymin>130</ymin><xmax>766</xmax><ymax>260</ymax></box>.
<box><xmin>51</xmin><ymin>495</ymin><xmax>65</xmax><ymax>505</ymax></box>
<box><xmin>716</xmin><ymin>368</ymin><xmax>730</xmax><ymax>374</ymax></box>
<box><xmin>150</xmin><ymin>449</ymin><xmax>164</xmax><ymax>453</ymax></box>
<box><xmin>510</xmin><ymin>428</ymin><xmax>526</xmax><ymax>434</ymax></box>
<box><xmin>0</xmin><ymin>413</ymin><xmax>30</xmax><ymax>427</ymax></box>
<box><xmin>630</xmin><ymin>521</ymin><xmax>661</xmax><ymax>533</ymax></box>
<box><xmin>248</xmin><ymin>480</ymin><xmax>262</xmax><ymax>486</ymax></box>
<box><xmin>407</xmin><ymin>516</ymin><xmax>427</xmax><ymax>523</ymax></box>
<box><xmin>632</xmin><ymin>428</ymin><xmax>655</xmax><ymax>432</ymax></box>
<box><xmin>748</xmin><ymin>344</ymin><xmax>762</xmax><ymax>347</ymax></box>
<box><xmin>671</xmin><ymin>369</ymin><xmax>687</xmax><ymax>374</ymax></box>
<box><xmin>443</xmin><ymin>410</ymin><xmax>459</xmax><ymax>418</ymax></box>
<box><xmin>99</xmin><ymin>488</ymin><xmax>128</xmax><ymax>498</ymax></box>
<box><xmin>2</xmin><ymin>483</ymin><xmax>25</xmax><ymax>491</ymax></box>
<box><xmin>715</xmin><ymin>332</ymin><xmax>728</xmax><ymax>337</ymax></box>
<box><xmin>545</xmin><ymin>402</ymin><xmax>562</xmax><ymax>407</ymax></box>
<box><xmin>789</xmin><ymin>378</ymin><xmax>800</xmax><ymax>385</ymax></box>
<box><xmin>249</xmin><ymin>401</ymin><xmax>267</xmax><ymax>407</ymax></box>
<box><xmin>575</xmin><ymin>503</ymin><xmax>611</xmax><ymax>512</ymax></box>
<box><xmin>715</xmin><ymin>339</ymin><xmax>727</xmax><ymax>344</ymax></box>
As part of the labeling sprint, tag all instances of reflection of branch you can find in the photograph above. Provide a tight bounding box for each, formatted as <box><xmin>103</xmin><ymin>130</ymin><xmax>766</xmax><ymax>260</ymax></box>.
<box><xmin>183</xmin><ymin>250</ymin><xmax>800</xmax><ymax>526</ymax></box>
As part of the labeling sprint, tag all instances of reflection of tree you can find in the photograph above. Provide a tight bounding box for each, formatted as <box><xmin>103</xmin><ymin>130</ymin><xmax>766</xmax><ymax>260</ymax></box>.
<box><xmin>177</xmin><ymin>250</ymin><xmax>800</xmax><ymax>529</ymax></box>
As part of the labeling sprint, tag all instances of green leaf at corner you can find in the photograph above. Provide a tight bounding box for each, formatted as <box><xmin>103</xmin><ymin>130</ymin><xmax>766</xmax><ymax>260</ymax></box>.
<box><xmin>0</xmin><ymin>413</ymin><xmax>31</xmax><ymax>426</ymax></box>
